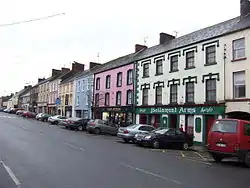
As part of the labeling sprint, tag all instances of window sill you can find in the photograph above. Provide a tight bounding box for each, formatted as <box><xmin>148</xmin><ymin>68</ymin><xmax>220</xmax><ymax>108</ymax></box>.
<box><xmin>169</xmin><ymin>70</ymin><xmax>179</xmax><ymax>73</ymax></box>
<box><xmin>155</xmin><ymin>73</ymin><xmax>163</xmax><ymax>76</ymax></box>
<box><xmin>127</xmin><ymin>83</ymin><xmax>133</xmax><ymax>86</ymax></box>
<box><xmin>204</xmin><ymin>62</ymin><xmax>217</xmax><ymax>66</ymax></box>
<box><xmin>142</xmin><ymin>76</ymin><xmax>150</xmax><ymax>78</ymax></box>
<box><xmin>231</xmin><ymin>57</ymin><xmax>247</xmax><ymax>62</ymax></box>
<box><xmin>184</xmin><ymin>66</ymin><xmax>196</xmax><ymax>70</ymax></box>
<box><xmin>184</xmin><ymin>102</ymin><xmax>195</xmax><ymax>105</ymax></box>
<box><xmin>154</xmin><ymin>103</ymin><xmax>163</xmax><ymax>106</ymax></box>
<box><xmin>116</xmin><ymin>85</ymin><xmax>122</xmax><ymax>88</ymax></box>
<box><xmin>168</xmin><ymin>102</ymin><xmax>178</xmax><ymax>106</ymax></box>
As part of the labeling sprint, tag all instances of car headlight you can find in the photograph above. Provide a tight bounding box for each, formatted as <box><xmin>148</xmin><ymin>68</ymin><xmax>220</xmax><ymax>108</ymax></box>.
<box><xmin>135</xmin><ymin>134</ymin><xmax>138</xmax><ymax>138</ymax></box>
<box><xmin>145</xmin><ymin>135</ymin><xmax>151</xmax><ymax>139</ymax></box>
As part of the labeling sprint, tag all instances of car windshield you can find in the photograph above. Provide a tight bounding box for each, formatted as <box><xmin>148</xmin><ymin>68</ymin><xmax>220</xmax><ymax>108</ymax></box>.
<box><xmin>211</xmin><ymin>120</ymin><xmax>238</xmax><ymax>133</ymax></box>
<box><xmin>154</xmin><ymin>128</ymin><xmax>169</xmax><ymax>134</ymax></box>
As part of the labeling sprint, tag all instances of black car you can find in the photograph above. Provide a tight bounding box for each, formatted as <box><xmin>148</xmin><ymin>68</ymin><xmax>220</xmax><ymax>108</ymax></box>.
<box><xmin>64</xmin><ymin>118</ymin><xmax>90</xmax><ymax>131</ymax></box>
<box><xmin>139</xmin><ymin>128</ymin><xmax>193</xmax><ymax>150</ymax></box>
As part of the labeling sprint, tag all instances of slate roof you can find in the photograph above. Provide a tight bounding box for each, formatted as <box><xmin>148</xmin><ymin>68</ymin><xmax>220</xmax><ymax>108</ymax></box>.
<box><xmin>75</xmin><ymin>64</ymin><xmax>102</xmax><ymax>79</ymax></box>
<box><xmin>60</xmin><ymin>71</ymin><xmax>80</xmax><ymax>84</ymax></box>
<box><xmin>135</xmin><ymin>15</ymin><xmax>250</xmax><ymax>61</ymax></box>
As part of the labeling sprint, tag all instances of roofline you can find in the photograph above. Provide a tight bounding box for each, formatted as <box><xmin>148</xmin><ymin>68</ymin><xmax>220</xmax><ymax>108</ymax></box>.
<box><xmin>135</xmin><ymin>26</ymin><xmax>250</xmax><ymax>62</ymax></box>
<box><xmin>93</xmin><ymin>61</ymin><xmax>134</xmax><ymax>75</ymax></box>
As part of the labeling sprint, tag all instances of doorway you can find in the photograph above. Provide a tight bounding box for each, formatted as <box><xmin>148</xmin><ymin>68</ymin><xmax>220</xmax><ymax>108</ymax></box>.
<box><xmin>169</xmin><ymin>114</ymin><xmax>177</xmax><ymax>128</ymax></box>
<box><xmin>204</xmin><ymin>115</ymin><xmax>215</xmax><ymax>143</ymax></box>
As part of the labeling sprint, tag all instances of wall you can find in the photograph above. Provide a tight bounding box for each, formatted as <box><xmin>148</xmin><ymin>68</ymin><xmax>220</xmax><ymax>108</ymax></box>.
<box><xmin>94</xmin><ymin>63</ymin><xmax>133</xmax><ymax>107</ymax></box>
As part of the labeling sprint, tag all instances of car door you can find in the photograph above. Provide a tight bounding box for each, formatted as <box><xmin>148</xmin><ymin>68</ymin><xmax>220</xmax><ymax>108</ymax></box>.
<box><xmin>174</xmin><ymin>130</ymin><xmax>185</xmax><ymax>148</ymax></box>
<box><xmin>162</xmin><ymin>129</ymin><xmax>177</xmax><ymax>147</ymax></box>
<box><xmin>241</xmin><ymin>122</ymin><xmax>250</xmax><ymax>151</ymax></box>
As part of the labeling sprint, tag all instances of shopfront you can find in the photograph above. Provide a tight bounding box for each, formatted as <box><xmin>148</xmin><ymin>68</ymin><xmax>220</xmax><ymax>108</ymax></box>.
<box><xmin>135</xmin><ymin>105</ymin><xmax>226</xmax><ymax>145</ymax></box>
<box><xmin>93</xmin><ymin>106</ymin><xmax>134</xmax><ymax>127</ymax></box>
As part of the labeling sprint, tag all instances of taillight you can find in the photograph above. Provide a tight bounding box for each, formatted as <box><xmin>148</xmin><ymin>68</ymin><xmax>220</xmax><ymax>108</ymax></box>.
<box><xmin>123</xmin><ymin>130</ymin><xmax>129</xmax><ymax>134</ymax></box>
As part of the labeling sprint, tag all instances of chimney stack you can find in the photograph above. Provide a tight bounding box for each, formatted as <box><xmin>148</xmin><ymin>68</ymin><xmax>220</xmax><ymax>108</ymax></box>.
<box><xmin>159</xmin><ymin>32</ymin><xmax>175</xmax><ymax>45</ymax></box>
<box><xmin>52</xmin><ymin>69</ymin><xmax>61</xmax><ymax>77</ymax></box>
<box><xmin>89</xmin><ymin>62</ymin><xmax>101</xmax><ymax>69</ymax></box>
<box><xmin>135</xmin><ymin>44</ymin><xmax>147</xmax><ymax>53</ymax></box>
<box><xmin>241</xmin><ymin>0</ymin><xmax>250</xmax><ymax>18</ymax></box>
<box><xmin>61</xmin><ymin>67</ymin><xmax>70</xmax><ymax>73</ymax></box>
<box><xmin>72</xmin><ymin>61</ymin><xmax>85</xmax><ymax>72</ymax></box>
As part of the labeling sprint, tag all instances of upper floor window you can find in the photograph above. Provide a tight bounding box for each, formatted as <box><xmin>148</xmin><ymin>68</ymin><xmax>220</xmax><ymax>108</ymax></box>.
<box><xmin>186</xmin><ymin>51</ymin><xmax>195</xmax><ymax>68</ymax></box>
<box><xmin>205</xmin><ymin>45</ymin><xmax>216</xmax><ymax>65</ymax></box>
<box><xmin>170</xmin><ymin>84</ymin><xmax>178</xmax><ymax>104</ymax></box>
<box><xmin>105</xmin><ymin>93</ymin><xmax>110</xmax><ymax>106</ymax></box>
<box><xmin>142</xmin><ymin>88</ymin><xmax>149</xmax><ymax>105</ymax></box>
<box><xmin>96</xmin><ymin>78</ymin><xmax>100</xmax><ymax>90</ymax></box>
<box><xmin>156</xmin><ymin>59</ymin><xmax>163</xmax><ymax>75</ymax></box>
<box><xmin>76</xmin><ymin>96</ymin><xmax>80</xmax><ymax>106</ymax></box>
<box><xmin>106</xmin><ymin>75</ymin><xmax>111</xmax><ymax>89</ymax></box>
<box><xmin>170</xmin><ymin>55</ymin><xmax>178</xmax><ymax>72</ymax></box>
<box><xmin>206</xmin><ymin>79</ymin><xmax>216</xmax><ymax>102</ymax></box>
<box><xmin>233</xmin><ymin>38</ymin><xmax>245</xmax><ymax>60</ymax></box>
<box><xmin>186</xmin><ymin>82</ymin><xmax>194</xmax><ymax>103</ymax></box>
<box><xmin>143</xmin><ymin>63</ymin><xmax>149</xmax><ymax>77</ymax></box>
<box><xmin>117</xmin><ymin>72</ymin><xmax>122</xmax><ymax>87</ymax></box>
<box><xmin>233</xmin><ymin>71</ymin><xmax>246</xmax><ymax>98</ymax></box>
<box><xmin>116</xmin><ymin>91</ymin><xmax>122</xmax><ymax>105</ymax></box>
<box><xmin>127</xmin><ymin>90</ymin><xmax>133</xmax><ymax>105</ymax></box>
<box><xmin>81</xmin><ymin>80</ymin><xmax>85</xmax><ymax>91</ymax></box>
<box><xmin>155</xmin><ymin>86</ymin><xmax>163</xmax><ymax>104</ymax></box>
<box><xmin>95</xmin><ymin>93</ymin><xmax>99</xmax><ymax>107</ymax></box>
<box><xmin>127</xmin><ymin>70</ymin><xmax>133</xmax><ymax>85</ymax></box>
<box><xmin>77</xmin><ymin>81</ymin><xmax>81</xmax><ymax>92</ymax></box>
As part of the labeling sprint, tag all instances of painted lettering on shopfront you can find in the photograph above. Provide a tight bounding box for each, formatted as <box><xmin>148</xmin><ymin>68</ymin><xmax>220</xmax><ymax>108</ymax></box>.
<box><xmin>136</xmin><ymin>106</ymin><xmax>225</xmax><ymax>115</ymax></box>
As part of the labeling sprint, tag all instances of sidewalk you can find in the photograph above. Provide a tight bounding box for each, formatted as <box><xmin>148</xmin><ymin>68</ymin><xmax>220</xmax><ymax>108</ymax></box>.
<box><xmin>190</xmin><ymin>145</ymin><xmax>208</xmax><ymax>153</ymax></box>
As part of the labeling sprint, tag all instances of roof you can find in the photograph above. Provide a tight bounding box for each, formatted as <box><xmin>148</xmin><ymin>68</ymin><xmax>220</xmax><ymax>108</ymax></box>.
<box><xmin>135</xmin><ymin>15</ymin><xmax>250</xmax><ymax>61</ymax></box>
<box><xmin>75</xmin><ymin>64</ymin><xmax>102</xmax><ymax>79</ymax></box>
<box><xmin>93</xmin><ymin>53</ymin><xmax>136</xmax><ymax>74</ymax></box>
<box><xmin>60</xmin><ymin>71</ymin><xmax>80</xmax><ymax>84</ymax></box>
<box><xmin>48</xmin><ymin>70</ymin><xmax>70</xmax><ymax>82</ymax></box>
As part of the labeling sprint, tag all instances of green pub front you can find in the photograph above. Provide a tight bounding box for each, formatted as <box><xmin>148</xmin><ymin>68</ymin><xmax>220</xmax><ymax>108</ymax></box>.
<box><xmin>135</xmin><ymin>105</ymin><xmax>225</xmax><ymax>145</ymax></box>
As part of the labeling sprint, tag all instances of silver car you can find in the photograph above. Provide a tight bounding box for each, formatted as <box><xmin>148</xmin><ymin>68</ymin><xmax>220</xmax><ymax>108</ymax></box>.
<box><xmin>117</xmin><ymin>124</ymin><xmax>155</xmax><ymax>143</ymax></box>
<box><xmin>48</xmin><ymin>115</ymin><xmax>67</xmax><ymax>125</ymax></box>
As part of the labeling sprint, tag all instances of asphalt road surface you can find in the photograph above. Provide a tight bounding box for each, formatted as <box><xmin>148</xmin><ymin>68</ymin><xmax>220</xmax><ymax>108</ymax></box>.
<box><xmin>0</xmin><ymin>113</ymin><xmax>250</xmax><ymax>188</ymax></box>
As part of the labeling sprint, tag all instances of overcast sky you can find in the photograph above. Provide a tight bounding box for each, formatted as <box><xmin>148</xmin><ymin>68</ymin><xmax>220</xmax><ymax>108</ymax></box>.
<box><xmin>0</xmin><ymin>0</ymin><xmax>239</xmax><ymax>96</ymax></box>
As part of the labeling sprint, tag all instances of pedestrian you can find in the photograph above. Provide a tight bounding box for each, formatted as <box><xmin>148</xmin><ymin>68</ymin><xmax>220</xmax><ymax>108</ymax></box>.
<box><xmin>179</xmin><ymin>124</ymin><xmax>184</xmax><ymax>132</ymax></box>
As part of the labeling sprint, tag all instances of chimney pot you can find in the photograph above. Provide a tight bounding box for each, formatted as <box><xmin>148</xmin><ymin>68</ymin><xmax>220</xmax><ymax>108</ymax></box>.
<box><xmin>159</xmin><ymin>32</ymin><xmax>175</xmax><ymax>45</ymax></box>
<box><xmin>241</xmin><ymin>0</ymin><xmax>250</xmax><ymax>18</ymax></box>
<box><xmin>135</xmin><ymin>44</ymin><xmax>147</xmax><ymax>53</ymax></box>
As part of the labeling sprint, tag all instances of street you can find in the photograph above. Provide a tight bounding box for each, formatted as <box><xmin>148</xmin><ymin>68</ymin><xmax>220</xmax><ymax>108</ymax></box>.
<box><xmin>0</xmin><ymin>113</ymin><xmax>250</xmax><ymax>188</ymax></box>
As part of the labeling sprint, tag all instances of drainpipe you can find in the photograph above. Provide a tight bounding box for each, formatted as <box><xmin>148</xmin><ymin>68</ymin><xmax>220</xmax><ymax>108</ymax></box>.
<box><xmin>133</xmin><ymin>60</ymin><xmax>136</xmax><ymax>124</ymax></box>
<box><xmin>223</xmin><ymin>44</ymin><xmax>227</xmax><ymax>117</ymax></box>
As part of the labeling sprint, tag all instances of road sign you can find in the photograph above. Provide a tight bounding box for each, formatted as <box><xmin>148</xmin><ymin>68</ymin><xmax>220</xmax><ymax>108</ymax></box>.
<box><xmin>55</xmin><ymin>98</ymin><xmax>61</xmax><ymax>105</ymax></box>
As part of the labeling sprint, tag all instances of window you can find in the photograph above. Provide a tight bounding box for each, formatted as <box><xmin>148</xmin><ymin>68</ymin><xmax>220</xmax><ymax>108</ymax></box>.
<box><xmin>95</xmin><ymin>93</ymin><xmax>99</xmax><ymax>106</ymax></box>
<box><xmin>106</xmin><ymin>75</ymin><xmax>111</xmax><ymax>89</ymax></box>
<box><xmin>170</xmin><ymin>55</ymin><xmax>178</xmax><ymax>72</ymax></box>
<box><xmin>105</xmin><ymin>93</ymin><xmax>110</xmax><ymax>106</ymax></box>
<box><xmin>186</xmin><ymin>82</ymin><xmax>194</xmax><ymax>103</ymax></box>
<box><xmin>155</xmin><ymin>86</ymin><xmax>162</xmax><ymax>104</ymax></box>
<box><xmin>170</xmin><ymin>84</ymin><xmax>178</xmax><ymax>103</ymax></box>
<box><xmin>81</xmin><ymin>80</ymin><xmax>85</xmax><ymax>91</ymax></box>
<box><xmin>127</xmin><ymin>70</ymin><xmax>133</xmax><ymax>85</ymax></box>
<box><xmin>142</xmin><ymin>88</ymin><xmax>149</xmax><ymax>105</ymax></box>
<box><xmin>86</xmin><ymin>81</ymin><xmax>89</xmax><ymax>90</ymax></box>
<box><xmin>206</xmin><ymin>79</ymin><xmax>216</xmax><ymax>102</ymax></box>
<box><xmin>143</xmin><ymin>63</ymin><xmax>149</xmax><ymax>77</ymax></box>
<box><xmin>116</xmin><ymin>91</ymin><xmax>122</xmax><ymax>105</ymax></box>
<box><xmin>186</xmin><ymin>51</ymin><xmax>195</xmax><ymax>68</ymax></box>
<box><xmin>76</xmin><ymin>96</ymin><xmax>80</xmax><ymax>106</ymax></box>
<box><xmin>233</xmin><ymin>38</ymin><xmax>245</xmax><ymax>60</ymax></box>
<box><xmin>156</xmin><ymin>59</ymin><xmax>163</xmax><ymax>75</ymax></box>
<box><xmin>233</xmin><ymin>71</ymin><xmax>245</xmax><ymax>98</ymax></box>
<box><xmin>205</xmin><ymin>45</ymin><xmax>216</xmax><ymax>65</ymax></box>
<box><xmin>117</xmin><ymin>73</ymin><xmax>122</xmax><ymax>87</ymax></box>
<box><xmin>211</xmin><ymin>120</ymin><xmax>238</xmax><ymax>133</ymax></box>
<box><xmin>127</xmin><ymin>90</ymin><xmax>133</xmax><ymax>105</ymax></box>
<box><xmin>244</xmin><ymin>123</ymin><xmax>250</xmax><ymax>136</ymax></box>
<box><xmin>96</xmin><ymin>78</ymin><xmax>100</xmax><ymax>90</ymax></box>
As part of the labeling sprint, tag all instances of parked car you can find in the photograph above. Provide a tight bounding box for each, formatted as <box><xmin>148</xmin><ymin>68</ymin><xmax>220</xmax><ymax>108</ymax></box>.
<box><xmin>117</xmin><ymin>124</ymin><xmax>155</xmax><ymax>143</ymax></box>
<box><xmin>22</xmin><ymin>111</ymin><xmax>37</xmax><ymax>118</ymax></box>
<box><xmin>0</xmin><ymin>107</ymin><xmax>6</xmax><ymax>112</ymax></box>
<box><xmin>36</xmin><ymin>113</ymin><xmax>44</xmax><ymax>120</ymax></box>
<box><xmin>139</xmin><ymin>128</ymin><xmax>193</xmax><ymax>150</ymax></box>
<box><xmin>48</xmin><ymin>115</ymin><xmax>67</xmax><ymax>125</ymax></box>
<box><xmin>63</xmin><ymin>118</ymin><xmax>90</xmax><ymax>131</ymax></box>
<box><xmin>86</xmin><ymin>119</ymin><xmax>119</xmax><ymax>135</ymax></box>
<box><xmin>39</xmin><ymin>114</ymin><xmax>52</xmax><ymax>122</ymax></box>
<box><xmin>134</xmin><ymin>127</ymin><xmax>165</xmax><ymax>144</ymax></box>
<box><xmin>207</xmin><ymin>118</ymin><xmax>250</xmax><ymax>167</ymax></box>
<box><xmin>16</xmin><ymin>110</ymin><xmax>25</xmax><ymax>115</ymax></box>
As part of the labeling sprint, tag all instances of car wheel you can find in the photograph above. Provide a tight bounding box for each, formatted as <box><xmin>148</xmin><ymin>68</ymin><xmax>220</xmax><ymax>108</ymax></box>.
<box><xmin>244</xmin><ymin>152</ymin><xmax>250</xmax><ymax>167</ymax></box>
<box><xmin>78</xmin><ymin>126</ymin><xmax>83</xmax><ymax>131</ymax></box>
<box><xmin>54</xmin><ymin>121</ymin><xmax>58</xmax><ymax>125</ymax></box>
<box><xmin>94</xmin><ymin>128</ymin><xmax>101</xmax><ymax>134</ymax></box>
<box><xmin>212</xmin><ymin>154</ymin><xmax>223</xmax><ymax>162</ymax></box>
<box><xmin>182</xmin><ymin>142</ymin><xmax>189</xmax><ymax>150</ymax></box>
<box><xmin>123</xmin><ymin>139</ymin><xmax>129</xmax><ymax>143</ymax></box>
<box><xmin>153</xmin><ymin>140</ymin><xmax>160</xmax><ymax>149</ymax></box>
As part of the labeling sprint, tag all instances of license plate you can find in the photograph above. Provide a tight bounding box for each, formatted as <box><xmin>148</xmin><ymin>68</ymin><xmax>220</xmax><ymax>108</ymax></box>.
<box><xmin>216</xmin><ymin>143</ymin><xmax>226</xmax><ymax>147</ymax></box>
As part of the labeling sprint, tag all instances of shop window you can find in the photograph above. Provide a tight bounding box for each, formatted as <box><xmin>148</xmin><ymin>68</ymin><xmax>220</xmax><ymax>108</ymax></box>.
<box><xmin>105</xmin><ymin>93</ymin><xmax>110</xmax><ymax>106</ymax></box>
<box><xmin>106</xmin><ymin>75</ymin><xmax>111</xmax><ymax>89</ymax></box>
<box><xmin>233</xmin><ymin>71</ymin><xmax>245</xmax><ymax>98</ymax></box>
<box><xmin>205</xmin><ymin>79</ymin><xmax>216</xmax><ymax>102</ymax></box>
<box><xmin>195</xmin><ymin>117</ymin><xmax>202</xmax><ymax>133</ymax></box>
<box><xmin>155</xmin><ymin>86</ymin><xmax>162</xmax><ymax>105</ymax></box>
<box><xmin>116</xmin><ymin>91</ymin><xmax>122</xmax><ymax>106</ymax></box>
<box><xmin>117</xmin><ymin>72</ymin><xmax>122</xmax><ymax>87</ymax></box>
<box><xmin>186</xmin><ymin>115</ymin><xmax>194</xmax><ymax>135</ymax></box>
<box><xmin>142</xmin><ymin>88</ymin><xmax>149</xmax><ymax>105</ymax></box>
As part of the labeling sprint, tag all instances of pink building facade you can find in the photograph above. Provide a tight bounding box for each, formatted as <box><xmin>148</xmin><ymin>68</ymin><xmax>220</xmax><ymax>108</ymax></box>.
<box><xmin>93</xmin><ymin>62</ymin><xmax>134</xmax><ymax>126</ymax></box>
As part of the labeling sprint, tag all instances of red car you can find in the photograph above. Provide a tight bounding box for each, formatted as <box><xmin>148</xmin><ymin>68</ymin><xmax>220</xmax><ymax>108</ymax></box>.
<box><xmin>207</xmin><ymin>118</ymin><xmax>250</xmax><ymax>167</ymax></box>
<box><xmin>22</xmin><ymin>111</ymin><xmax>37</xmax><ymax>118</ymax></box>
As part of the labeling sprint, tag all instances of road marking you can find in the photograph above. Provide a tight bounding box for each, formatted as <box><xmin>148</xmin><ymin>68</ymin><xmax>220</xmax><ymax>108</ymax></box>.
<box><xmin>180</xmin><ymin>151</ymin><xmax>185</xmax><ymax>157</ymax></box>
<box><xmin>20</xmin><ymin>126</ymin><xmax>28</xmax><ymax>131</ymax></box>
<box><xmin>120</xmin><ymin>162</ymin><xmax>182</xmax><ymax>185</ymax></box>
<box><xmin>186</xmin><ymin>158</ymin><xmax>212</xmax><ymax>166</ymax></box>
<box><xmin>0</xmin><ymin>161</ymin><xmax>21</xmax><ymax>187</ymax></box>
<box><xmin>195</xmin><ymin>152</ymin><xmax>207</xmax><ymax>161</ymax></box>
<box><xmin>64</xmin><ymin>143</ymin><xmax>84</xmax><ymax>151</ymax></box>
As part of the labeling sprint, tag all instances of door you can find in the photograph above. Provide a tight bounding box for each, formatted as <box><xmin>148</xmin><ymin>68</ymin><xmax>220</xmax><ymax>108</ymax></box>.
<box><xmin>205</xmin><ymin>115</ymin><xmax>215</xmax><ymax>143</ymax></box>
<box><xmin>169</xmin><ymin>115</ymin><xmax>177</xmax><ymax>128</ymax></box>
